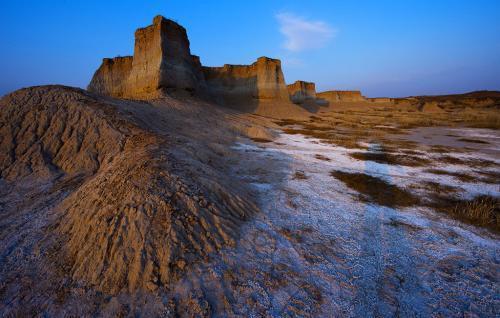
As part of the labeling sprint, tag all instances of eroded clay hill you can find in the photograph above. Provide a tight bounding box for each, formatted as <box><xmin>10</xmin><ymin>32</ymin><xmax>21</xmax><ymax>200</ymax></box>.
<box><xmin>0</xmin><ymin>85</ymin><xmax>259</xmax><ymax>307</ymax></box>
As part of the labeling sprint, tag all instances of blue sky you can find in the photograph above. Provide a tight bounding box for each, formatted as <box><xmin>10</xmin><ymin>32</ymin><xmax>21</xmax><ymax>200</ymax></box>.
<box><xmin>1</xmin><ymin>0</ymin><xmax>499</xmax><ymax>97</ymax></box>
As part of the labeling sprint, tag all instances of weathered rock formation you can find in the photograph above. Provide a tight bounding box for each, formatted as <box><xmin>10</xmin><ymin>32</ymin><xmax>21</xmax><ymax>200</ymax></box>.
<box><xmin>88</xmin><ymin>15</ymin><xmax>206</xmax><ymax>99</ymax></box>
<box><xmin>287</xmin><ymin>81</ymin><xmax>316</xmax><ymax>104</ymax></box>
<box><xmin>316</xmin><ymin>90</ymin><xmax>366</xmax><ymax>103</ymax></box>
<box><xmin>88</xmin><ymin>16</ymin><xmax>293</xmax><ymax>109</ymax></box>
<box><xmin>202</xmin><ymin>57</ymin><xmax>290</xmax><ymax>106</ymax></box>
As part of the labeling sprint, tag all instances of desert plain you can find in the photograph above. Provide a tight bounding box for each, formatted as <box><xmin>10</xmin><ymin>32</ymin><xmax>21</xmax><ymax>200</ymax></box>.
<box><xmin>0</xmin><ymin>15</ymin><xmax>499</xmax><ymax>317</ymax></box>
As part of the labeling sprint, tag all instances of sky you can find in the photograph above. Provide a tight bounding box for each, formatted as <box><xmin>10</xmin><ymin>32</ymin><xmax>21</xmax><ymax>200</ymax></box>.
<box><xmin>1</xmin><ymin>0</ymin><xmax>500</xmax><ymax>97</ymax></box>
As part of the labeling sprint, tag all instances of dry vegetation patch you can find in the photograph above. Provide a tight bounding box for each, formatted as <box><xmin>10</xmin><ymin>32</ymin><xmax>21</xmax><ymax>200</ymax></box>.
<box><xmin>437</xmin><ymin>155</ymin><xmax>496</xmax><ymax>168</ymax></box>
<box><xmin>330</xmin><ymin>170</ymin><xmax>420</xmax><ymax>208</ymax></box>
<box><xmin>430</xmin><ymin>195</ymin><xmax>499</xmax><ymax>232</ymax></box>
<box><xmin>350</xmin><ymin>151</ymin><xmax>431</xmax><ymax>167</ymax></box>
<box><xmin>424</xmin><ymin>169</ymin><xmax>477</xmax><ymax>183</ymax></box>
<box><xmin>449</xmin><ymin>196</ymin><xmax>499</xmax><ymax>231</ymax></box>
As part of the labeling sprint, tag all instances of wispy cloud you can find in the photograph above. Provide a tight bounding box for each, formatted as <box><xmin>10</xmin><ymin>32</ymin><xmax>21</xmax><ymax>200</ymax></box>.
<box><xmin>276</xmin><ymin>12</ymin><xmax>336</xmax><ymax>52</ymax></box>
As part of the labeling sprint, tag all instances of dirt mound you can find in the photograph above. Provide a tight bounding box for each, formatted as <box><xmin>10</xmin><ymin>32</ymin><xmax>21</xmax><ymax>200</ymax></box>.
<box><xmin>0</xmin><ymin>85</ymin><xmax>126</xmax><ymax>181</ymax></box>
<box><xmin>0</xmin><ymin>85</ymin><xmax>257</xmax><ymax>299</ymax></box>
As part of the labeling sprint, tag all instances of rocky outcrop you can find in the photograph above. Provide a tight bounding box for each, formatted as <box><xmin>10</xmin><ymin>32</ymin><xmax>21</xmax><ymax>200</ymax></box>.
<box><xmin>287</xmin><ymin>81</ymin><xmax>316</xmax><ymax>104</ymax></box>
<box><xmin>316</xmin><ymin>90</ymin><xmax>366</xmax><ymax>103</ymax></box>
<box><xmin>202</xmin><ymin>57</ymin><xmax>290</xmax><ymax>106</ymax></box>
<box><xmin>88</xmin><ymin>16</ymin><xmax>206</xmax><ymax>99</ymax></box>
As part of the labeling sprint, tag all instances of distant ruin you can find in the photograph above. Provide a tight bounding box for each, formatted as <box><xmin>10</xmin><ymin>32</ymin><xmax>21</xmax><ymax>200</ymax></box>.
<box><xmin>287</xmin><ymin>81</ymin><xmax>316</xmax><ymax>104</ymax></box>
<box><xmin>316</xmin><ymin>90</ymin><xmax>366</xmax><ymax>103</ymax></box>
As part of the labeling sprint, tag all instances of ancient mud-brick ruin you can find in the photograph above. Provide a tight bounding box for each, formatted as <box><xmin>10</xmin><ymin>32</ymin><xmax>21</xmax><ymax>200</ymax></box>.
<box><xmin>89</xmin><ymin>16</ymin><xmax>289</xmax><ymax>104</ymax></box>
<box><xmin>89</xmin><ymin>15</ymin><xmax>373</xmax><ymax>107</ymax></box>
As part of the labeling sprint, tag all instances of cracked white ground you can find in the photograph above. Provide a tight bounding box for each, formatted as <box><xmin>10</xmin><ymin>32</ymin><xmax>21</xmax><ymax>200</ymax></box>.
<box><xmin>178</xmin><ymin>127</ymin><xmax>500</xmax><ymax>316</ymax></box>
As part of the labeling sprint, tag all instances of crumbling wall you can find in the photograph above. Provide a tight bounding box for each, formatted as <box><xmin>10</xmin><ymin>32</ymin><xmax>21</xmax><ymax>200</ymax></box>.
<box><xmin>202</xmin><ymin>57</ymin><xmax>289</xmax><ymax>105</ymax></box>
<box><xmin>287</xmin><ymin>81</ymin><xmax>316</xmax><ymax>104</ymax></box>
<box><xmin>88</xmin><ymin>17</ymin><xmax>290</xmax><ymax>105</ymax></box>
<box><xmin>87</xmin><ymin>57</ymin><xmax>133</xmax><ymax>98</ymax></box>
<box><xmin>88</xmin><ymin>16</ymin><xmax>205</xmax><ymax>99</ymax></box>
<box><xmin>316</xmin><ymin>90</ymin><xmax>366</xmax><ymax>103</ymax></box>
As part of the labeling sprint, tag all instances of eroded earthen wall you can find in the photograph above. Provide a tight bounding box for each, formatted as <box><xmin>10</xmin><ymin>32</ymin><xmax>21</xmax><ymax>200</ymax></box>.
<box><xmin>202</xmin><ymin>57</ymin><xmax>289</xmax><ymax>105</ymax></box>
<box><xmin>87</xmin><ymin>57</ymin><xmax>133</xmax><ymax>98</ymax></box>
<box><xmin>287</xmin><ymin>81</ymin><xmax>316</xmax><ymax>104</ymax></box>
<box><xmin>316</xmin><ymin>90</ymin><xmax>366</xmax><ymax>103</ymax></box>
<box><xmin>88</xmin><ymin>16</ymin><xmax>205</xmax><ymax>99</ymax></box>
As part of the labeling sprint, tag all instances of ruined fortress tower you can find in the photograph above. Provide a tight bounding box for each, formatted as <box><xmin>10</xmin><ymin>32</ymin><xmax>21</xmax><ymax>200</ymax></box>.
<box><xmin>88</xmin><ymin>16</ymin><xmax>206</xmax><ymax>99</ymax></box>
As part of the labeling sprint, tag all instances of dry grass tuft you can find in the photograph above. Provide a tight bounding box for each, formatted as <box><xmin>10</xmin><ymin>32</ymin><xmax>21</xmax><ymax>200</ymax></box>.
<box><xmin>449</xmin><ymin>196</ymin><xmax>499</xmax><ymax>230</ymax></box>
<box><xmin>428</xmin><ymin>194</ymin><xmax>499</xmax><ymax>232</ymax></box>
